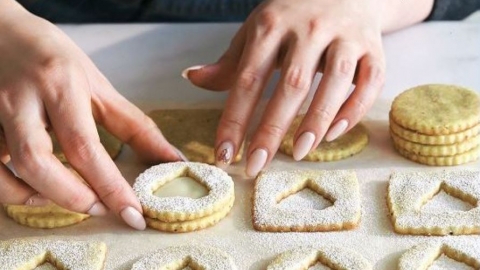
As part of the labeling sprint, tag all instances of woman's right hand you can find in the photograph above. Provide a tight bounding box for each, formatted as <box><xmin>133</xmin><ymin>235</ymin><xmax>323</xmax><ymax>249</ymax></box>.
<box><xmin>0</xmin><ymin>0</ymin><xmax>181</xmax><ymax>230</ymax></box>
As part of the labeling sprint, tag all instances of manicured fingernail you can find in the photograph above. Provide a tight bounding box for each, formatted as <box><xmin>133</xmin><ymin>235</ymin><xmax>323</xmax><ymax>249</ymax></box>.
<box><xmin>24</xmin><ymin>194</ymin><xmax>50</xmax><ymax>206</ymax></box>
<box><xmin>181</xmin><ymin>65</ymin><xmax>205</xmax><ymax>79</ymax></box>
<box><xmin>293</xmin><ymin>132</ymin><xmax>316</xmax><ymax>161</ymax></box>
<box><xmin>120</xmin><ymin>207</ymin><xmax>146</xmax><ymax>230</ymax></box>
<box><xmin>87</xmin><ymin>202</ymin><xmax>109</xmax><ymax>216</ymax></box>
<box><xmin>172</xmin><ymin>146</ymin><xmax>189</xmax><ymax>162</ymax></box>
<box><xmin>246</xmin><ymin>149</ymin><xmax>268</xmax><ymax>178</ymax></box>
<box><xmin>325</xmin><ymin>119</ymin><xmax>349</xmax><ymax>142</ymax></box>
<box><xmin>216</xmin><ymin>141</ymin><xmax>234</xmax><ymax>169</ymax></box>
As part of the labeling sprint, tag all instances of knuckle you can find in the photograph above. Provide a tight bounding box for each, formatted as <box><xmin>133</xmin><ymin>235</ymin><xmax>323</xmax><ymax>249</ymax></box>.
<box><xmin>307</xmin><ymin>18</ymin><xmax>322</xmax><ymax>36</ymax></box>
<box><xmin>366</xmin><ymin>62</ymin><xmax>386</xmax><ymax>87</ymax></box>
<box><xmin>14</xmin><ymin>145</ymin><xmax>47</xmax><ymax>179</ymax></box>
<box><xmin>236</xmin><ymin>70</ymin><xmax>262</xmax><ymax>93</ymax></box>
<box><xmin>256</xmin><ymin>9</ymin><xmax>281</xmax><ymax>33</ymax></box>
<box><xmin>66</xmin><ymin>135</ymin><xmax>100</xmax><ymax>165</ymax></box>
<box><xmin>219</xmin><ymin>116</ymin><xmax>245</xmax><ymax>133</ymax></box>
<box><xmin>330</xmin><ymin>58</ymin><xmax>355</xmax><ymax>79</ymax></box>
<box><xmin>352</xmin><ymin>98</ymin><xmax>369</xmax><ymax>116</ymax></box>
<box><xmin>310</xmin><ymin>106</ymin><xmax>334</xmax><ymax>122</ymax></box>
<box><xmin>63</xmin><ymin>193</ymin><xmax>88</xmax><ymax>210</ymax></box>
<box><xmin>35</xmin><ymin>57</ymin><xmax>72</xmax><ymax>91</ymax></box>
<box><xmin>259</xmin><ymin>122</ymin><xmax>285</xmax><ymax>139</ymax></box>
<box><xmin>97</xmin><ymin>181</ymin><xmax>125</xmax><ymax>201</ymax></box>
<box><xmin>283</xmin><ymin>66</ymin><xmax>311</xmax><ymax>96</ymax></box>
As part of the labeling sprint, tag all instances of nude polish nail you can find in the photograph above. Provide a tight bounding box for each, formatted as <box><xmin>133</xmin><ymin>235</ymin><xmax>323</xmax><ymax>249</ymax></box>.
<box><xmin>172</xmin><ymin>146</ymin><xmax>189</xmax><ymax>162</ymax></box>
<box><xmin>181</xmin><ymin>65</ymin><xmax>205</xmax><ymax>79</ymax></box>
<box><xmin>87</xmin><ymin>202</ymin><xmax>109</xmax><ymax>216</ymax></box>
<box><xmin>215</xmin><ymin>141</ymin><xmax>234</xmax><ymax>169</ymax></box>
<box><xmin>325</xmin><ymin>119</ymin><xmax>349</xmax><ymax>142</ymax></box>
<box><xmin>293</xmin><ymin>132</ymin><xmax>316</xmax><ymax>161</ymax></box>
<box><xmin>245</xmin><ymin>148</ymin><xmax>268</xmax><ymax>178</ymax></box>
<box><xmin>24</xmin><ymin>194</ymin><xmax>50</xmax><ymax>207</ymax></box>
<box><xmin>120</xmin><ymin>207</ymin><xmax>146</xmax><ymax>230</ymax></box>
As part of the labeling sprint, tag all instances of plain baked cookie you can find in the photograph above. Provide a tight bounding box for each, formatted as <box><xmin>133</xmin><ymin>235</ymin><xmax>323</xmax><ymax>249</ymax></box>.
<box><xmin>0</xmin><ymin>238</ymin><xmax>106</xmax><ymax>270</ymax></box>
<box><xmin>398</xmin><ymin>241</ymin><xmax>480</xmax><ymax>270</ymax></box>
<box><xmin>253</xmin><ymin>169</ymin><xmax>361</xmax><ymax>232</ymax></box>
<box><xmin>133</xmin><ymin>162</ymin><xmax>235</xmax><ymax>232</ymax></box>
<box><xmin>132</xmin><ymin>245</ymin><xmax>237</xmax><ymax>269</ymax></box>
<box><xmin>390</xmin><ymin>84</ymin><xmax>480</xmax><ymax>135</ymax></box>
<box><xmin>279</xmin><ymin>115</ymin><xmax>369</xmax><ymax>161</ymax></box>
<box><xmin>148</xmin><ymin>109</ymin><xmax>243</xmax><ymax>164</ymax></box>
<box><xmin>267</xmin><ymin>246</ymin><xmax>372</xmax><ymax>270</ymax></box>
<box><xmin>387</xmin><ymin>170</ymin><xmax>480</xmax><ymax>235</ymax></box>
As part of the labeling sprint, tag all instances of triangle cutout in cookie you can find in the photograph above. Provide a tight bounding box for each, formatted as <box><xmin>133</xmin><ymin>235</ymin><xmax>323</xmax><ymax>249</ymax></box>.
<box><xmin>430</xmin><ymin>254</ymin><xmax>474</xmax><ymax>270</ymax></box>
<box><xmin>34</xmin><ymin>262</ymin><xmax>58</xmax><ymax>270</ymax></box>
<box><xmin>277</xmin><ymin>179</ymin><xmax>333</xmax><ymax>211</ymax></box>
<box><xmin>422</xmin><ymin>187</ymin><xmax>474</xmax><ymax>213</ymax></box>
<box><xmin>307</xmin><ymin>261</ymin><xmax>332</xmax><ymax>270</ymax></box>
<box><xmin>152</xmin><ymin>167</ymin><xmax>210</xmax><ymax>199</ymax></box>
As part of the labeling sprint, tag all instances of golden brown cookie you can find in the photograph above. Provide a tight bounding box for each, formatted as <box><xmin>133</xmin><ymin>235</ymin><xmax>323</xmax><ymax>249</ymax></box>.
<box><xmin>4</xmin><ymin>203</ymin><xmax>90</xmax><ymax>229</ymax></box>
<box><xmin>51</xmin><ymin>126</ymin><xmax>122</xmax><ymax>163</ymax></box>
<box><xmin>393</xmin><ymin>143</ymin><xmax>480</xmax><ymax>166</ymax></box>
<box><xmin>148</xmin><ymin>109</ymin><xmax>243</xmax><ymax>164</ymax></box>
<box><xmin>390</xmin><ymin>84</ymin><xmax>480</xmax><ymax>135</ymax></box>
<box><xmin>390</xmin><ymin>115</ymin><xmax>480</xmax><ymax>145</ymax></box>
<box><xmin>279</xmin><ymin>115</ymin><xmax>368</xmax><ymax>161</ymax></box>
<box><xmin>390</xmin><ymin>131</ymin><xmax>480</xmax><ymax>157</ymax></box>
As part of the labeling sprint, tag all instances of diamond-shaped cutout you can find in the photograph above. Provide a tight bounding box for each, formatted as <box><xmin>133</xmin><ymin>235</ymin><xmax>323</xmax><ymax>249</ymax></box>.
<box><xmin>266</xmin><ymin>246</ymin><xmax>371</xmax><ymax>270</ymax></box>
<box><xmin>388</xmin><ymin>170</ymin><xmax>480</xmax><ymax>235</ymax></box>
<box><xmin>0</xmin><ymin>239</ymin><xmax>106</xmax><ymax>270</ymax></box>
<box><xmin>399</xmin><ymin>241</ymin><xmax>480</xmax><ymax>270</ymax></box>
<box><xmin>253</xmin><ymin>170</ymin><xmax>361</xmax><ymax>232</ymax></box>
<box><xmin>132</xmin><ymin>245</ymin><xmax>237</xmax><ymax>269</ymax></box>
<box><xmin>277</xmin><ymin>181</ymin><xmax>333</xmax><ymax>211</ymax></box>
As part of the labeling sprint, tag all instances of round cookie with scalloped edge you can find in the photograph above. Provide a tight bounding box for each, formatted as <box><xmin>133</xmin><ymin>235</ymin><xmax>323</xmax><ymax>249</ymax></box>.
<box><xmin>132</xmin><ymin>245</ymin><xmax>237</xmax><ymax>270</ymax></box>
<box><xmin>393</xmin><ymin>143</ymin><xmax>480</xmax><ymax>166</ymax></box>
<box><xmin>389</xmin><ymin>116</ymin><xmax>480</xmax><ymax>145</ymax></box>
<box><xmin>390</xmin><ymin>131</ymin><xmax>480</xmax><ymax>156</ymax></box>
<box><xmin>390</xmin><ymin>84</ymin><xmax>480</xmax><ymax>135</ymax></box>
<box><xmin>280</xmin><ymin>115</ymin><xmax>368</xmax><ymax>161</ymax></box>
<box><xmin>133</xmin><ymin>161</ymin><xmax>234</xmax><ymax>222</ymax></box>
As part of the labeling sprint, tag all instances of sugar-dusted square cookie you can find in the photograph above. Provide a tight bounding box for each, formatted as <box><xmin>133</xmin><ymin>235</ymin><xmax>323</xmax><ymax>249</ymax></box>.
<box><xmin>253</xmin><ymin>169</ymin><xmax>361</xmax><ymax>232</ymax></box>
<box><xmin>387</xmin><ymin>170</ymin><xmax>480</xmax><ymax>235</ymax></box>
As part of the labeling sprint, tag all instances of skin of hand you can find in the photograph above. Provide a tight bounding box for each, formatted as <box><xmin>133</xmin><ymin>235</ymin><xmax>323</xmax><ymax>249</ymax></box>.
<box><xmin>0</xmin><ymin>0</ymin><xmax>182</xmax><ymax>230</ymax></box>
<box><xmin>184</xmin><ymin>0</ymin><xmax>434</xmax><ymax>177</ymax></box>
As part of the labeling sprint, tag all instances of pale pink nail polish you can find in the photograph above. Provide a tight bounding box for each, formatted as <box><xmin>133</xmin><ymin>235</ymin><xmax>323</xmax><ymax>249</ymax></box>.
<box><xmin>181</xmin><ymin>65</ymin><xmax>205</xmax><ymax>79</ymax></box>
<box><xmin>172</xmin><ymin>146</ymin><xmax>189</xmax><ymax>162</ymax></box>
<box><xmin>293</xmin><ymin>132</ymin><xmax>316</xmax><ymax>161</ymax></box>
<box><xmin>87</xmin><ymin>202</ymin><xmax>109</xmax><ymax>216</ymax></box>
<box><xmin>120</xmin><ymin>207</ymin><xmax>146</xmax><ymax>230</ymax></box>
<box><xmin>216</xmin><ymin>141</ymin><xmax>234</xmax><ymax>169</ymax></box>
<box><xmin>325</xmin><ymin>119</ymin><xmax>349</xmax><ymax>142</ymax></box>
<box><xmin>24</xmin><ymin>194</ymin><xmax>50</xmax><ymax>206</ymax></box>
<box><xmin>245</xmin><ymin>149</ymin><xmax>268</xmax><ymax>178</ymax></box>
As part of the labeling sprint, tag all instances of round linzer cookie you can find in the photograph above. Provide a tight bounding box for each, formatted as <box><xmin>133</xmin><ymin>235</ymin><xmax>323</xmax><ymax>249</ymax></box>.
<box><xmin>390</xmin><ymin>132</ymin><xmax>480</xmax><ymax>157</ymax></box>
<box><xmin>4</xmin><ymin>203</ymin><xmax>90</xmax><ymax>229</ymax></box>
<box><xmin>132</xmin><ymin>245</ymin><xmax>237</xmax><ymax>270</ymax></box>
<box><xmin>280</xmin><ymin>115</ymin><xmax>369</xmax><ymax>161</ymax></box>
<box><xmin>393</xmin><ymin>143</ymin><xmax>480</xmax><ymax>166</ymax></box>
<box><xmin>390</xmin><ymin>84</ymin><xmax>480</xmax><ymax>135</ymax></box>
<box><xmin>133</xmin><ymin>162</ymin><xmax>234</xmax><ymax>232</ymax></box>
<box><xmin>398</xmin><ymin>241</ymin><xmax>480</xmax><ymax>270</ymax></box>
<box><xmin>0</xmin><ymin>238</ymin><xmax>106</xmax><ymax>270</ymax></box>
<box><xmin>389</xmin><ymin>116</ymin><xmax>480</xmax><ymax>145</ymax></box>
<box><xmin>267</xmin><ymin>246</ymin><xmax>372</xmax><ymax>270</ymax></box>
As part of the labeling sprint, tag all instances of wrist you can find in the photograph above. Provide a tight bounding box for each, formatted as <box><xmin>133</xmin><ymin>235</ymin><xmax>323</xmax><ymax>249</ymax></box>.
<box><xmin>380</xmin><ymin>0</ymin><xmax>435</xmax><ymax>33</ymax></box>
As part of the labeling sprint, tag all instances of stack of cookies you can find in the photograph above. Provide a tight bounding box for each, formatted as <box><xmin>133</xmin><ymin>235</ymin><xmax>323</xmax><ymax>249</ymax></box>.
<box><xmin>389</xmin><ymin>84</ymin><xmax>480</xmax><ymax>166</ymax></box>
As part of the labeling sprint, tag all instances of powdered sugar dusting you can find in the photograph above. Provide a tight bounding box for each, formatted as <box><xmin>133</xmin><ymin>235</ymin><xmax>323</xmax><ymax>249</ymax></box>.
<box><xmin>388</xmin><ymin>170</ymin><xmax>480</xmax><ymax>234</ymax></box>
<box><xmin>133</xmin><ymin>162</ymin><xmax>234</xmax><ymax>220</ymax></box>
<box><xmin>253</xmin><ymin>170</ymin><xmax>361</xmax><ymax>230</ymax></box>
<box><xmin>0</xmin><ymin>238</ymin><xmax>106</xmax><ymax>270</ymax></box>
<box><xmin>131</xmin><ymin>245</ymin><xmax>237</xmax><ymax>269</ymax></box>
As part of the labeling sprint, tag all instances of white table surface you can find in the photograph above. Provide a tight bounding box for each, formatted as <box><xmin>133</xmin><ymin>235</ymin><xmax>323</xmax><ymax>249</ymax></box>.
<box><xmin>1</xmin><ymin>22</ymin><xmax>480</xmax><ymax>270</ymax></box>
